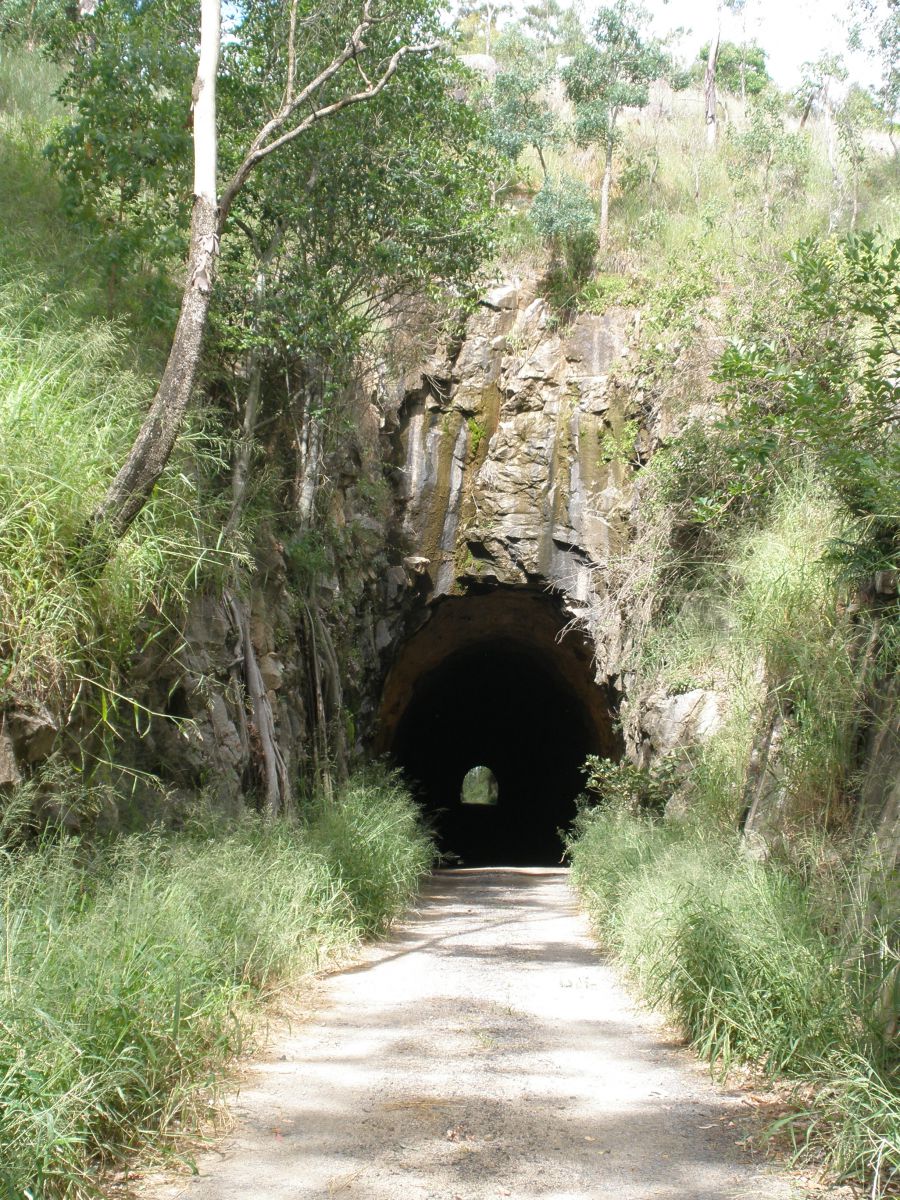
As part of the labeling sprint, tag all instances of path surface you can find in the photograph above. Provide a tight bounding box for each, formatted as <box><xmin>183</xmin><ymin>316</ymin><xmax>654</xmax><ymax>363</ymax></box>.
<box><xmin>157</xmin><ymin>869</ymin><xmax>805</xmax><ymax>1200</ymax></box>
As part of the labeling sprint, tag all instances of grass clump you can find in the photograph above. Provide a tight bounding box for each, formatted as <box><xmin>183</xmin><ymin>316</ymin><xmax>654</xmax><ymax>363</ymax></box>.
<box><xmin>0</xmin><ymin>768</ymin><xmax>433</xmax><ymax>1198</ymax></box>
<box><xmin>567</xmin><ymin>808</ymin><xmax>899</xmax><ymax>1193</ymax></box>
<box><xmin>0</xmin><ymin>47</ymin><xmax>237</xmax><ymax>718</ymax></box>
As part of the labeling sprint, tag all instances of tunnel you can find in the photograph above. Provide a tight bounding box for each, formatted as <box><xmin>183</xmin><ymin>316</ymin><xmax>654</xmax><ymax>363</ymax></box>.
<box><xmin>376</xmin><ymin>588</ymin><xmax>621</xmax><ymax>866</ymax></box>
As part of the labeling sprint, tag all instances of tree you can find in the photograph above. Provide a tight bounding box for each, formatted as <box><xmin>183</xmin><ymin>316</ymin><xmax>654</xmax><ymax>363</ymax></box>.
<box><xmin>55</xmin><ymin>1</ymin><xmax>476</xmax><ymax>546</ymax></box>
<box><xmin>704</xmin><ymin>0</ymin><xmax>746</xmax><ymax>147</ymax></box>
<box><xmin>716</xmin><ymin>234</ymin><xmax>900</xmax><ymax>571</ymax></box>
<box><xmin>730</xmin><ymin>89</ymin><xmax>810</xmax><ymax>221</ymax></box>
<box><xmin>455</xmin><ymin>1</ymin><xmax>511</xmax><ymax>57</ymax></box>
<box><xmin>530</xmin><ymin>173</ymin><xmax>596</xmax><ymax>286</ymax></box>
<box><xmin>0</xmin><ymin>0</ymin><xmax>65</xmax><ymax>48</ymax></box>
<box><xmin>796</xmin><ymin>53</ymin><xmax>847</xmax><ymax>133</ymax></box>
<box><xmin>562</xmin><ymin>0</ymin><xmax>666</xmax><ymax>250</ymax></box>
<box><xmin>488</xmin><ymin>61</ymin><xmax>560</xmax><ymax>178</ymax></box>
<box><xmin>836</xmin><ymin>85</ymin><xmax>878</xmax><ymax>228</ymax></box>
<box><xmin>852</xmin><ymin>0</ymin><xmax>899</xmax><ymax>152</ymax></box>
<box><xmin>522</xmin><ymin>0</ymin><xmax>564</xmax><ymax>55</ymax></box>
<box><xmin>693</xmin><ymin>39</ymin><xmax>769</xmax><ymax>97</ymax></box>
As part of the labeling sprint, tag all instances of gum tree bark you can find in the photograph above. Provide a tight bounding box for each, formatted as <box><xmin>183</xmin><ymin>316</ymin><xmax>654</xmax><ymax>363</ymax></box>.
<box><xmin>599</xmin><ymin>135</ymin><xmax>614</xmax><ymax>250</ymax></box>
<box><xmin>91</xmin><ymin>0</ymin><xmax>220</xmax><ymax>541</ymax></box>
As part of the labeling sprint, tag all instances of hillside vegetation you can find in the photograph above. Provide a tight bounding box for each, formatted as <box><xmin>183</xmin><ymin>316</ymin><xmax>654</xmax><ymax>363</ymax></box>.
<box><xmin>0</xmin><ymin>1</ymin><xmax>898</xmax><ymax>1196</ymax></box>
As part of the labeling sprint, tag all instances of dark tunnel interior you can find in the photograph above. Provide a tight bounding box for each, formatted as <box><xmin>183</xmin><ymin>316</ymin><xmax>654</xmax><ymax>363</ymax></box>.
<box><xmin>377</xmin><ymin>591</ymin><xmax>620</xmax><ymax>867</ymax></box>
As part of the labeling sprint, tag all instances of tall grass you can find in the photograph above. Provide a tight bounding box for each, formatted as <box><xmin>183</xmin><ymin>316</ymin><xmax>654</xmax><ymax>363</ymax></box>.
<box><xmin>567</xmin><ymin>808</ymin><xmax>899</xmax><ymax>1195</ymax></box>
<box><xmin>0</xmin><ymin>47</ymin><xmax>240</xmax><ymax>716</ymax></box>
<box><xmin>633</xmin><ymin>476</ymin><xmax>869</xmax><ymax>827</ymax></box>
<box><xmin>0</xmin><ymin>768</ymin><xmax>433</xmax><ymax>1199</ymax></box>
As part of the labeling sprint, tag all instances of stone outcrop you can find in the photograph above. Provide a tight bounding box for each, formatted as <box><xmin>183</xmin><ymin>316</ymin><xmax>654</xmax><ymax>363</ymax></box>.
<box><xmin>397</xmin><ymin>283</ymin><xmax>641</xmax><ymax>617</ymax></box>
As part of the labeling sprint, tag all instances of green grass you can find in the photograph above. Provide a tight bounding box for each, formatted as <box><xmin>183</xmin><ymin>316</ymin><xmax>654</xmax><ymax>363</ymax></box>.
<box><xmin>616</xmin><ymin>472</ymin><xmax>877</xmax><ymax>828</ymax></box>
<box><xmin>0</xmin><ymin>768</ymin><xmax>434</xmax><ymax>1199</ymax></box>
<box><xmin>567</xmin><ymin>807</ymin><xmax>899</xmax><ymax>1194</ymax></box>
<box><xmin>0</xmin><ymin>47</ymin><xmax>240</xmax><ymax>716</ymax></box>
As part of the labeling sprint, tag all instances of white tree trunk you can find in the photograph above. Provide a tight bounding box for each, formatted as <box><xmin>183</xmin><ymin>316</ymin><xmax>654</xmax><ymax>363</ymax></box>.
<box><xmin>705</xmin><ymin>8</ymin><xmax>721</xmax><ymax>147</ymax></box>
<box><xmin>599</xmin><ymin>139</ymin><xmax>613</xmax><ymax>251</ymax></box>
<box><xmin>90</xmin><ymin>0</ymin><xmax>221</xmax><ymax>541</ymax></box>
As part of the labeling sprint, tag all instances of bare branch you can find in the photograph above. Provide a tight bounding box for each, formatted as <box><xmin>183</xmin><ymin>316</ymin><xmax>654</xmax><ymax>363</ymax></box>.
<box><xmin>220</xmin><ymin>36</ymin><xmax>438</xmax><ymax>224</ymax></box>
<box><xmin>354</xmin><ymin>56</ymin><xmax>374</xmax><ymax>89</ymax></box>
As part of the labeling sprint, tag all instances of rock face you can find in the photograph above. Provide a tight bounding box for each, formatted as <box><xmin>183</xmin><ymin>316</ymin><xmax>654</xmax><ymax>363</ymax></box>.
<box><xmin>397</xmin><ymin>283</ymin><xmax>641</xmax><ymax>620</ymax></box>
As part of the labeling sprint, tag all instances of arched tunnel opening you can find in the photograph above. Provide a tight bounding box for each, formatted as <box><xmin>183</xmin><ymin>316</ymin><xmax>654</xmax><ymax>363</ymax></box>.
<box><xmin>375</xmin><ymin>588</ymin><xmax>621</xmax><ymax>867</ymax></box>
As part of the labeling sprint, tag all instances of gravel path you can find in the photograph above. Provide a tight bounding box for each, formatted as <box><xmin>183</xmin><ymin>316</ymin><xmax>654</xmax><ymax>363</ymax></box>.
<box><xmin>156</xmin><ymin>868</ymin><xmax>805</xmax><ymax>1200</ymax></box>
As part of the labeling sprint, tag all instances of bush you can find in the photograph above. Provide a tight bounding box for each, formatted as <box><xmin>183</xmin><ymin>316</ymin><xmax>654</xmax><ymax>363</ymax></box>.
<box><xmin>0</xmin><ymin>769</ymin><xmax>433</xmax><ymax>1198</ymax></box>
<box><xmin>530</xmin><ymin>174</ymin><xmax>597</xmax><ymax>295</ymax></box>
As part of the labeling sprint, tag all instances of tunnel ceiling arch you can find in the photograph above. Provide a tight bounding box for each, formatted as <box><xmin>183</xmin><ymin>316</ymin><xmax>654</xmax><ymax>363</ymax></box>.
<box><xmin>376</xmin><ymin>589</ymin><xmax>621</xmax><ymax>867</ymax></box>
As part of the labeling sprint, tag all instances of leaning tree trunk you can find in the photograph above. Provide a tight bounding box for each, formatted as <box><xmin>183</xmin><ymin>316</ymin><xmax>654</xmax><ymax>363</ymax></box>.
<box><xmin>89</xmin><ymin>0</ymin><xmax>221</xmax><ymax>543</ymax></box>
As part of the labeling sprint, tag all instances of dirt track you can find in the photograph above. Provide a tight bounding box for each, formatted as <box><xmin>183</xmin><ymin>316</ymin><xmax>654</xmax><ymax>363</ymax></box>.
<box><xmin>151</xmin><ymin>869</ymin><xmax>807</xmax><ymax>1200</ymax></box>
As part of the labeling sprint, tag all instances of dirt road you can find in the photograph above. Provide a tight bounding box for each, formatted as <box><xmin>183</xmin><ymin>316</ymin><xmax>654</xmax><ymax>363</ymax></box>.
<box><xmin>156</xmin><ymin>869</ymin><xmax>805</xmax><ymax>1200</ymax></box>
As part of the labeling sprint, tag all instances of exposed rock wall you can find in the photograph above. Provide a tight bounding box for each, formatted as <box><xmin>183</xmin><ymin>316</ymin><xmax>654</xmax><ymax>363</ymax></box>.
<box><xmin>395</xmin><ymin>282</ymin><xmax>641</xmax><ymax>612</ymax></box>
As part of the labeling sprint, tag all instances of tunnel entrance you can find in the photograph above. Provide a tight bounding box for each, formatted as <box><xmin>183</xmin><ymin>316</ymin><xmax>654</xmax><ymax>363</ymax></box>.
<box><xmin>376</xmin><ymin>589</ymin><xmax>620</xmax><ymax>866</ymax></box>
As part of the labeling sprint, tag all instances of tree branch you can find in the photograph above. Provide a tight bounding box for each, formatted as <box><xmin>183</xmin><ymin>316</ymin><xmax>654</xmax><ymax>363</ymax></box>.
<box><xmin>220</xmin><ymin>33</ymin><xmax>438</xmax><ymax>225</ymax></box>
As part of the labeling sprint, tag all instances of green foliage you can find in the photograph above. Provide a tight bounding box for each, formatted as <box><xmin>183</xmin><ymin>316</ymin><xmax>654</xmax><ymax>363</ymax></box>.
<box><xmin>46</xmin><ymin>0</ymin><xmax>196</xmax><ymax>302</ymax></box>
<box><xmin>0</xmin><ymin>0</ymin><xmax>65</xmax><ymax>48</ymax></box>
<box><xmin>729</xmin><ymin>90</ymin><xmax>811</xmax><ymax>217</ymax></box>
<box><xmin>0</xmin><ymin>57</ymin><xmax>236</xmax><ymax>714</ymax></box>
<box><xmin>48</xmin><ymin>0</ymin><xmax>496</xmax><ymax>377</ymax></box>
<box><xmin>597</xmin><ymin>415</ymin><xmax>638</xmax><ymax>464</ymax></box>
<box><xmin>795</xmin><ymin>53</ymin><xmax>848</xmax><ymax>123</ymax></box>
<box><xmin>467</xmin><ymin>415</ymin><xmax>487</xmax><ymax>456</ymax></box>
<box><xmin>531</xmin><ymin>173</ymin><xmax>597</xmax><ymax>294</ymax></box>
<box><xmin>563</xmin><ymin>1</ymin><xmax>667</xmax><ymax>155</ymax></box>
<box><xmin>716</xmin><ymin>233</ymin><xmax>900</xmax><ymax>572</ymax></box>
<box><xmin>692</xmin><ymin>39</ymin><xmax>770</xmax><ymax>96</ymax></box>
<box><xmin>488</xmin><ymin>62</ymin><xmax>561</xmax><ymax>174</ymax></box>
<box><xmin>566</xmin><ymin>809</ymin><xmax>899</xmax><ymax>1194</ymax></box>
<box><xmin>0</xmin><ymin>768</ymin><xmax>432</xmax><ymax>1198</ymax></box>
<box><xmin>638</xmin><ymin>477</ymin><xmax>876</xmax><ymax>825</ymax></box>
<box><xmin>577</xmin><ymin>270</ymin><xmax>639</xmax><ymax>311</ymax></box>
<box><xmin>284</xmin><ymin>529</ymin><xmax>331</xmax><ymax>590</ymax></box>
<box><xmin>581</xmin><ymin>755</ymin><xmax>674</xmax><ymax>814</ymax></box>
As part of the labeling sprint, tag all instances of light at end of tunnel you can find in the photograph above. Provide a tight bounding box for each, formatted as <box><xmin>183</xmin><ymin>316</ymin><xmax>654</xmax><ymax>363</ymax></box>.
<box><xmin>461</xmin><ymin>765</ymin><xmax>499</xmax><ymax>807</ymax></box>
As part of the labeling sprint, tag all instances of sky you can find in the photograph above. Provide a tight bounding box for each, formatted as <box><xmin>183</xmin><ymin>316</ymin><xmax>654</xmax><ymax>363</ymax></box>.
<box><xmin>504</xmin><ymin>0</ymin><xmax>888</xmax><ymax>91</ymax></box>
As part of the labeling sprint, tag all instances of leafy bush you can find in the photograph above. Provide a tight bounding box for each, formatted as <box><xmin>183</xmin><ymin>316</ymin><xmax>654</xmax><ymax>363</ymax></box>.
<box><xmin>530</xmin><ymin>174</ymin><xmax>597</xmax><ymax>291</ymax></box>
<box><xmin>716</xmin><ymin>233</ymin><xmax>900</xmax><ymax>574</ymax></box>
<box><xmin>581</xmin><ymin>755</ymin><xmax>674</xmax><ymax>815</ymax></box>
<box><xmin>0</xmin><ymin>768</ymin><xmax>432</xmax><ymax>1198</ymax></box>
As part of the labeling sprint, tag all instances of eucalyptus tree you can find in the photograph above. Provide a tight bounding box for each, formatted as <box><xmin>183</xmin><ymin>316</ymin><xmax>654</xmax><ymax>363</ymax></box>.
<box><xmin>703</xmin><ymin>0</ymin><xmax>745</xmax><ymax>147</ymax></box>
<box><xmin>456</xmin><ymin>1</ymin><xmax>511</xmax><ymax>57</ymax></box>
<box><xmin>521</xmin><ymin>0</ymin><xmax>568</xmax><ymax>63</ymax></box>
<box><xmin>49</xmin><ymin>0</ymin><xmax>492</xmax><ymax>546</ymax></box>
<box><xmin>836</xmin><ymin>85</ymin><xmax>878</xmax><ymax>227</ymax></box>
<box><xmin>850</xmin><ymin>0</ymin><xmax>899</xmax><ymax>149</ymax></box>
<box><xmin>485</xmin><ymin>27</ymin><xmax>561</xmax><ymax>179</ymax></box>
<box><xmin>693</xmin><ymin>40</ymin><xmax>769</xmax><ymax>98</ymax></box>
<box><xmin>562</xmin><ymin>0</ymin><xmax>665</xmax><ymax>250</ymax></box>
<box><xmin>731</xmin><ymin>90</ymin><xmax>810</xmax><ymax>222</ymax></box>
